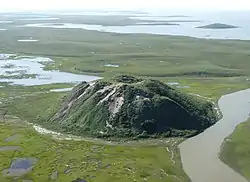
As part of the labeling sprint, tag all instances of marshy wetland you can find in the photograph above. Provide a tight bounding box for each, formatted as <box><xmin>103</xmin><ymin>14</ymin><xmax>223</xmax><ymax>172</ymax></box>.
<box><xmin>0</xmin><ymin>10</ymin><xmax>250</xmax><ymax>182</ymax></box>
<box><xmin>0</xmin><ymin>117</ymin><xmax>187</xmax><ymax>182</ymax></box>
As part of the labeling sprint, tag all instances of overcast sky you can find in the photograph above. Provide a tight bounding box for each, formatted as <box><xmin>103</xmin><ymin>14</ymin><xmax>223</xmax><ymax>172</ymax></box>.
<box><xmin>1</xmin><ymin>0</ymin><xmax>250</xmax><ymax>11</ymax></box>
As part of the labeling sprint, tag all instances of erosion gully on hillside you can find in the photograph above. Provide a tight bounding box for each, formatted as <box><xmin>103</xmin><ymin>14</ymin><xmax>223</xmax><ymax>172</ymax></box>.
<box><xmin>179</xmin><ymin>89</ymin><xmax>250</xmax><ymax>182</ymax></box>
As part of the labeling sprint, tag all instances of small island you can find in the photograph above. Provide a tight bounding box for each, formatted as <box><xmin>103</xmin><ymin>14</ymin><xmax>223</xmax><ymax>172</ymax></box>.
<box><xmin>197</xmin><ymin>23</ymin><xmax>238</xmax><ymax>29</ymax></box>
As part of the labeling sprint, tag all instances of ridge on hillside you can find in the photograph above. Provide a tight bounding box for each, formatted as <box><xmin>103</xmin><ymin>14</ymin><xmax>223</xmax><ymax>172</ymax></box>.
<box><xmin>42</xmin><ymin>75</ymin><xmax>218</xmax><ymax>139</ymax></box>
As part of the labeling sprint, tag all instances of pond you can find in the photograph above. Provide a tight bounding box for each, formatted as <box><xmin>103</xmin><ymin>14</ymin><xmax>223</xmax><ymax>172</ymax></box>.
<box><xmin>4</xmin><ymin>134</ymin><xmax>21</xmax><ymax>142</ymax></box>
<box><xmin>0</xmin><ymin>54</ymin><xmax>100</xmax><ymax>86</ymax></box>
<box><xmin>3</xmin><ymin>157</ymin><xmax>38</xmax><ymax>177</ymax></box>
<box><xmin>0</xmin><ymin>146</ymin><xmax>22</xmax><ymax>151</ymax></box>
<box><xmin>104</xmin><ymin>64</ymin><xmax>120</xmax><ymax>68</ymax></box>
<box><xmin>167</xmin><ymin>82</ymin><xmax>179</xmax><ymax>86</ymax></box>
<box><xmin>17</xmin><ymin>39</ymin><xmax>39</xmax><ymax>42</ymax></box>
<box><xmin>50</xmin><ymin>88</ymin><xmax>73</xmax><ymax>92</ymax></box>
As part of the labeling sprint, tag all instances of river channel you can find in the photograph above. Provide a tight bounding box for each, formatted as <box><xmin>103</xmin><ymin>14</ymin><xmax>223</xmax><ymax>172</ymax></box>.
<box><xmin>179</xmin><ymin>89</ymin><xmax>250</xmax><ymax>182</ymax></box>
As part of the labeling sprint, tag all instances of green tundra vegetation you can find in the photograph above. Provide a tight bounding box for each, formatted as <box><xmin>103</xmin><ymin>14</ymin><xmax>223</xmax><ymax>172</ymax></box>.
<box><xmin>1</xmin><ymin>23</ymin><xmax>250</xmax><ymax>79</ymax></box>
<box><xmin>220</xmin><ymin>119</ymin><xmax>250</xmax><ymax>181</ymax></box>
<box><xmin>0</xmin><ymin>118</ymin><xmax>188</xmax><ymax>182</ymax></box>
<box><xmin>0</xmin><ymin>83</ymin><xmax>190</xmax><ymax>182</ymax></box>
<box><xmin>0</xmin><ymin>14</ymin><xmax>250</xmax><ymax>182</ymax></box>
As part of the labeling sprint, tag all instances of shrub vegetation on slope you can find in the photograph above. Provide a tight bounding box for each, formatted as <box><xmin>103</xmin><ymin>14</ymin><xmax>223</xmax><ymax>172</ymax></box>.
<box><xmin>41</xmin><ymin>75</ymin><xmax>218</xmax><ymax>139</ymax></box>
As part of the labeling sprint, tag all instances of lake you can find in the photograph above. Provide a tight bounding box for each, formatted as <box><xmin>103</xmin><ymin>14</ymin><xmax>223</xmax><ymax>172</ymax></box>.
<box><xmin>22</xmin><ymin>10</ymin><xmax>250</xmax><ymax>40</ymax></box>
<box><xmin>0</xmin><ymin>54</ymin><xmax>100</xmax><ymax>86</ymax></box>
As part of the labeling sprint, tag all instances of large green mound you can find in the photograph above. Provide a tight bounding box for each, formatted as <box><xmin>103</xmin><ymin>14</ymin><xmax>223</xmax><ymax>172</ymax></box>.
<box><xmin>44</xmin><ymin>75</ymin><xmax>218</xmax><ymax>138</ymax></box>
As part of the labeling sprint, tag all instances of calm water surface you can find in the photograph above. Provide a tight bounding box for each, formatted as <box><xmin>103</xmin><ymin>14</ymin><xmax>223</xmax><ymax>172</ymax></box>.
<box><xmin>0</xmin><ymin>54</ymin><xmax>100</xmax><ymax>86</ymax></box>
<box><xmin>22</xmin><ymin>11</ymin><xmax>250</xmax><ymax>40</ymax></box>
<box><xmin>179</xmin><ymin>89</ymin><xmax>250</xmax><ymax>182</ymax></box>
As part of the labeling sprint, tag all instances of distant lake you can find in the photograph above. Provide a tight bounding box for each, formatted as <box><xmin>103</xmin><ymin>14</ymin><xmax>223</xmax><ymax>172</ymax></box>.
<box><xmin>22</xmin><ymin>10</ymin><xmax>250</xmax><ymax>40</ymax></box>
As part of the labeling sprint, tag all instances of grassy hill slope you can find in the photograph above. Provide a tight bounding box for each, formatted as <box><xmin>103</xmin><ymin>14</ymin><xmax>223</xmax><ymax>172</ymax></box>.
<box><xmin>40</xmin><ymin>76</ymin><xmax>218</xmax><ymax>139</ymax></box>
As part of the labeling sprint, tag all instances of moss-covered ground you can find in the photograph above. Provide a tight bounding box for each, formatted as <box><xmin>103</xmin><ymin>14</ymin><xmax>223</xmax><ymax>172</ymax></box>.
<box><xmin>0</xmin><ymin>117</ymin><xmax>188</xmax><ymax>182</ymax></box>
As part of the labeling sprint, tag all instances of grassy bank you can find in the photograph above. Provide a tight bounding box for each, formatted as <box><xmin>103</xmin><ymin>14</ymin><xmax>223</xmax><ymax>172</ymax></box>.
<box><xmin>220</xmin><ymin>119</ymin><xmax>250</xmax><ymax>181</ymax></box>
